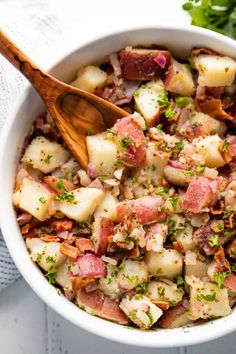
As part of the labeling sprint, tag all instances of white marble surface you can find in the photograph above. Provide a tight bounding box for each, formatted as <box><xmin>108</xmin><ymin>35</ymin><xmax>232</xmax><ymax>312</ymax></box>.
<box><xmin>1</xmin><ymin>0</ymin><xmax>236</xmax><ymax>353</ymax></box>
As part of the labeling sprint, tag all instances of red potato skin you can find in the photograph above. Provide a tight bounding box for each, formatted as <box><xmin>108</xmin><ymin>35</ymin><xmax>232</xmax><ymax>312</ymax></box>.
<box><xmin>77</xmin><ymin>289</ymin><xmax>129</xmax><ymax>324</ymax></box>
<box><xmin>117</xmin><ymin>196</ymin><xmax>166</xmax><ymax>225</ymax></box>
<box><xmin>94</xmin><ymin>218</ymin><xmax>114</xmax><ymax>256</ymax></box>
<box><xmin>77</xmin><ymin>254</ymin><xmax>106</xmax><ymax>277</ymax></box>
<box><xmin>224</xmin><ymin>273</ymin><xmax>236</xmax><ymax>292</ymax></box>
<box><xmin>158</xmin><ymin>302</ymin><xmax>186</xmax><ymax>329</ymax></box>
<box><xmin>119</xmin><ymin>49</ymin><xmax>171</xmax><ymax>81</ymax></box>
<box><xmin>114</xmin><ymin>116</ymin><xmax>146</xmax><ymax>167</ymax></box>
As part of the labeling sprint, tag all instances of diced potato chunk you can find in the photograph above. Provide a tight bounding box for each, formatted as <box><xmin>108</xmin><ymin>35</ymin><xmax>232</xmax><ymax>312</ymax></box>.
<box><xmin>117</xmin><ymin>260</ymin><xmax>148</xmax><ymax>291</ymax></box>
<box><xmin>190</xmin><ymin>112</ymin><xmax>227</xmax><ymax>136</ymax></box>
<box><xmin>98</xmin><ymin>265</ymin><xmax>121</xmax><ymax>300</ymax></box>
<box><xmin>120</xmin><ymin>295</ymin><xmax>163</xmax><ymax>329</ymax></box>
<box><xmin>56</xmin><ymin>262</ymin><xmax>73</xmax><ymax>292</ymax></box>
<box><xmin>195</xmin><ymin>135</ymin><xmax>226</xmax><ymax>168</ymax></box>
<box><xmin>58</xmin><ymin>187</ymin><xmax>105</xmax><ymax>221</ymax></box>
<box><xmin>194</xmin><ymin>55</ymin><xmax>236</xmax><ymax>87</ymax></box>
<box><xmin>174</xmin><ymin>224</ymin><xmax>196</xmax><ymax>252</ymax></box>
<box><xmin>185</xmin><ymin>258</ymin><xmax>209</xmax><ymax>279</ymax></box>
<box><xmin>70</xmin><ymin>65</ymin><xmax>107</xmax><ymax>93</ymax></box>
<box><xmin>13</xmin><ymin>177</ymin><xmax>55</xmax><ymax>221</ymax></box>
<box><xmin>168</xmin><ymin>312</ymin><xmax>193</xmax><ymax>329</ymax></box>
<box><xmin>164</xmin><ymin>59</ymin><xmax>195</xmax><ymax>96</ymax></box>
<box><xmin>164</xmin><ymin>165</ymin><xmax>192</xmax><ymax>187</ymax></box>
<box><xmin>186</xmin><ymin>275</ymin><xmax>231</xmax><ymax>320</ymax></box>
<box><xmin>134</xmin><ymin>80</ymin><xmax>165</xmax><ymax>126</ymax></box>
<box><xmin>26</xmin><ymin>238</ymin><xmax>66</xmax><ymax>271</ymax></box>
<box><xmin>86</xmin><ymin>133</ymin><xmax>118</xmax><ymax>176</ymax></box>
<box><xmin>147</xmin><ymin>279</ymin><xmax>184</xmax><ymax>306</ymax></box>
<box><xmin>145</xmin><ymin>249</ymin><xmax>183</xmax><ymax>279</ymax></box>
<box><xmin>94</xmin><ymin>192</ymin><xmax>119</xmax><ymax>221</ymax></box>
<box><xmin>22</xmin><ymin>136</ymin><xmax>70</xmax><ymax>173</ymax></box>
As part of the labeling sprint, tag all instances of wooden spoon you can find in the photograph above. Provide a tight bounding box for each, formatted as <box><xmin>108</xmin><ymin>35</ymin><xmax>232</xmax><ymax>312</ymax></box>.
<box><xmin>0</xmin><ymin>29</ymin><xmax>127</xmax><ymax>168</ymax></box>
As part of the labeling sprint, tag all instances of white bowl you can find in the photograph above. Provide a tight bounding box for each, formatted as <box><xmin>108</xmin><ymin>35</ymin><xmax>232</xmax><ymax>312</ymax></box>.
<box><xmin>0</xmin><ymin>25</ymin><xmax>236</xmax><ymax>348</ymax></box>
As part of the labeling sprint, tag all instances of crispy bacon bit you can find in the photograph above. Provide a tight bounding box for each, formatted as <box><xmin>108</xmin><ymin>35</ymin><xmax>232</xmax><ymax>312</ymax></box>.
<box><xmin>214</xmin><ymin>247</ymin><xmax>231</xmax><ymax>272</ymax></box>
<box><xmin>40</xmin><ymin>235</ymin><xmax>60</xmax><ymax>242</ymax></box>
<box><xmin>60</xmin><ymin>242</ymin><xmax>79</xmax><ymax>260</ymax></box>
<box><xmin>75</xmin><ymin>238</ymin><xmax>95</xmax><ymax>253</ymax></box>
<box><xmin>151</xmin><ymin>300</ymin><xmax>169</xmax><ymax>311</ymax></box>
<box><xmin>173</xmin><ymin>241</ymin><xmax>184</xmax><ymax>253</ymax></box>
<box><xmin>219</xmin><ymin>142</ymin><xmax>232</xmax><ymax>164</ymax></box>
<box><xmin>21</xmin><ymin>223</ymin><xmax>31</xmax><ymax>234</ymax></box>
<box><xmin>73</xmin><ymin>276</ymin><xmax>95</xmax><ymax>290</ymax></box>
<box><xmin>191</xmin><ymin>47</ymin><xmax>219</xmax><ymax>58</ymax></box>
<box><xmin>52</xmin><ymin>218</ymin><xmax>73</xmax><ymax>232</ymax></box>
<box><xmin>44</xmin><ymin>176</ymin><xmax>75</xmax><ymax>193</ymax></box>
<box><xmin>225</xmin><ymin>214</ymin><xmax>234</xmax><ymax>229</ymax></box>
<box><xmin>210</xmin><ymin>200</ymin><xmax>224</xmax><ymax>215</ymax></box>
<box><xmin>127</xmin><ymin>245</ymin><xmax>140</xmax><ymax>259</ymax></box>
<box><xmin>226</xmin><ymin>240</ymin><xmax>236</xmax><ymax>259</ymax></box>
<box><xmin>198</xmin><ymin>98</ymin><xmax>233</xmax><ymax>121</ymax></box>
<box><xmin>24</xmin><ymin>229</ymin><xmax>38</xmax><ymax>239</ymax></box>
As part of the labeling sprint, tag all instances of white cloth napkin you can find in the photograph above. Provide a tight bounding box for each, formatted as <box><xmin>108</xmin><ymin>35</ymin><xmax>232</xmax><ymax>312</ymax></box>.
<box><xmin>0</xmin><ymin>0</ymin><xmax>77</xmax><ymax>291</ymax></box>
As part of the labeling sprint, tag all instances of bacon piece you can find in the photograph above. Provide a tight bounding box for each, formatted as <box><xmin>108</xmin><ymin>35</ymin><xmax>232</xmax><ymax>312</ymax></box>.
<box><xmin>194</xmin><ymin>222</ymin><xmax>235</xmax><ymax>255</ymax></box>
<box><xmin>77</xmin><ymin>289</ymin><xmax>128</xmax><ymax>324</ymax></box>
<box><xmin>191</xmin><ymin>47</ymin><xmax>219</xmax><ymax>58</ymax></box>
<box><xmin>92</xmin><ymin>217</ymin><xmax>114</xmax><ymax>256</ymax></box>
<box><xmin>198</xmin><ymin>98</ymin><xmax>233</xmax><ymax>121</ymax></box>
<box><xmin>44</xmin><ymin>176</ymin><xmax>75</xmax><ymax>193</ymax></box>
<box><xmin>60</xmin><ymin>242</ymin><xmax>79</xmax><ymax>260</ymax></box>
<box><xmin>114</xmin><ymin>116</ymin><xmax>146</xmax><ymax>167</ymax></box>
<box><xmin>182</xmin><ymin>177</ymin><xmax>220</xmax><ymax>214</ymax></box>
<box><xmin>127</xmin><ymin>245</ymin><xmax>140</xmax><ymax>259</ymax></box>
<box><xmin>73</xmin><ymin>276</ymin><xmax>95</xmax><ymax>290</ymax></box>
<box><xmin>75</xmin><ymin>238</ymin><xmax>95</xmax><ymax>253</ymax></box>
<box><xmin>77</xmin><ymin>254</ymin><xmax>106</xmax><ymax>278</ymax></box>
<box><xmin>119</xmin><ymin>47</ymin><xmax>171</xmax><ymax>81</ymax></box>
<box><xmin>224</xmin><ymin>273</ymin><xmax>236</xmax><ymax>292</ymax></box>
<box><xmin>52</xmin><ymin>218</ymin><xmax>73</xmax><ymax>232</ymax></box>
<box><xmin>214</xmin><ymin>247</ymin><xmax>231</xmax><ymax>272</ymax></box>
<box><xmin>21</xmin><ymin>223</ymin><xmax>31</xmax><ymax>234</ymax></box>
<box><xmin>158</xmin><ymin>302</ymin><xmax>187</xmax><ymax>328</ymax></box>
<box><xmin>40</xmin><ymin>235</ymin><xmax>60</xmax><ymax>242</ymax></box>
<box><xmin>117</xmin><ymin>196</ymin><xmax>166</xmax><ymax>225</ymax></box>
<box><xmin>151</xmin><ymin>300</ymin><xmax>169</xmax><ymax>311</ymax></box>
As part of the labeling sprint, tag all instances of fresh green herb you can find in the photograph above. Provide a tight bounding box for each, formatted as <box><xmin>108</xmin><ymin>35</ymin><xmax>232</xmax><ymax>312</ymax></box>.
<box><xmin>107</xmin><ymin>128</ymin><xmax>118</xmax><ymax>136</ymax></box>
<box><xmin>155</xmin><ymin>186</ymin><xmax>170</xmax><ymax>195</ymax></box>
<box><xmin>176</xmin><ymin>97</ymin><xmax>190</xmax><ymax>108</ymax></box>
<box><xmin>183</xmin><ymin>0</ymin><xmax>236</xmax><ymax>39</ymax></box>
<box><xmin>146</xmin><ymin>311</ymin><xmax>153</xmax><ymax>323</ymax></box>
<box><xmin>119</xmin><ymin>137</ymin><xmax>132</xmax><ymax>148</ymax></box>
<box><xmin>175</xmin><ymin>141</ymin><xmax>185</xmax><ymax>150</ymax></box>
<box><xmin>225</xmin><ymin>67</ymin><xmax>230</xmax><ymax>72</ymax></box>
<box><xmin>86</xmin><ymin>130</ymin><xmax>93</xmax><ymax>136</ymax></box>
<box><xmin>134</xmin><ymin>90</ymin><xmax>140</xmax><ymax>99</ymax></box>
<box><xmin>157</xmin><ymin>92</ymin><xmax>169</xmax><ymax>108</ymax></box>
<box><xmin>27</xmin><ymin>158</ymin><xmax>33</xmax><ymax>167</ymax></box>
<box><xmin>164</xmin><ymin>104</ymin><xmax>177</xmax><ymax>120</ymax></box>
<box><xmin>56</xmin><ymin>179</ymin><xmax>67</xmax><ymax>191</ymax></box>
<box><xmin>196</xmin><ymin>292</ymin><xmax>216</xmax><ymax>302</ymax></box>
<box><xmin>213</xmin><ymin>271</ymin><xmax>230</xmax><ymax>288</ymax></box>
<box><xmin>169</xmin><ymin>196</ymin><xmax>180</xmax><ymax>210</ymax></box>
<box><xmin>176</xmin><ymin>275</ymin><xmax>185</xmax><ymax>287</ymax></box>
<box><xmin>196</xmin><ymin>165</ymin><xmax>205</xmax><ymax>174</ymax></box>
<box><xmin>169</xmin><ymin>300</ymin><xmax>177</xmax><ymax>307</ymax></box>
<box><xmin>100</xmin><ymin>175</ymin><xmax>109</xmax><ymax>180</ymax></box>
<box><xmin>131</xmin><ymin>176</ymin><xmax>137</xmax><ymax>184</ymax></box>
<box><xmin>231</xmin><ymin>264</ymin><xmax>236</xmax><ymax>272</ymax></box>
<box><xmin>135</xmin><ymin>283</ymin><xmax>147</xmax><ymax>293</ymax></box>
<box><xmin>157</xmin><ymin>93</ymin><xmax>176</xmax><ymax>120</ymax></box>
<box><xmin>46</xmin><ymin>256</ymin><xmax>56</xmax><ymax>264</ymax></box>
<box><xmin>156</xmin><ymin>124</ymin><xmax>163</xmax><ymax>131</ymax></box>
<box><xmin>46</xmin><ymin>266</ymin><xmax>57</xmax><ymax>284</ymax></box>
<box><xmin>39</xmin><ymin>196</ymin><xmax>47</xmax><ymax>204</ymax></box>
<box><xmin>209</xmin><ymin>235</ymin><xmax>219</xmax><ymax>248</ymax></box>
<box><xmin>36</xmin><ymin>253</ymin><xmax>43</xmax><ymax>263</ymax></box>
<box><xmin>56</xmin><ymin>191</ymin><xmax>75</xmax><ymax>203</ymax></box>
<box><xmin>221</xmin><ymin>140</ymin><xmax>230</xmax><ymax>153</ymax></box>
<box><xmin>44</xmin><ymin>154</ymin><xmax>52</xmax><ymax>164</ymax></box>
<box><xmin>114</xmin><ymin>159</ymin><xmax>122</xmax><ymax>167</ymax></box>
<box><xmin>156</xmin><ymin>268</ymin><xmax>163</xmax><ymax>275</ymax></box>
<box><xmin>76</xmin><ymin>221</ymin><xmax>91</xmax><ymax>234</ymax></box>
<box><xmin>162</xmin><ymin>142</ymin><xmax>170</xmax><ymax>152</ymax></box>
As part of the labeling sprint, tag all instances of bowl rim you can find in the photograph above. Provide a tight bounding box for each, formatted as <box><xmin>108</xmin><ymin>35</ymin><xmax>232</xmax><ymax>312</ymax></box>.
<box><xmin>1</xmin><ymin>24</ymin><xmax>236</xmax><ymax>347</ymax></box>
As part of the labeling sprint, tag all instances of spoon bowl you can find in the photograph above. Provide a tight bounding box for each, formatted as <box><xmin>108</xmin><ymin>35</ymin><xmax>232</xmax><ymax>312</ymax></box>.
<box><xmin>0</xmin><ymin>29</ymin><xmax>127</xmax><ymax>168</ymax></box>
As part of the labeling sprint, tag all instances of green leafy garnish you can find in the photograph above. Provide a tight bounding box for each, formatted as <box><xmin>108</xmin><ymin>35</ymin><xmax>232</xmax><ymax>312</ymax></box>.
<box><xmin>183</xmin><ymin>0</ymin><xmax>236</xmax><ymax>39</ymax></box>
<box><xmin>176</xmin><ymin>97</ymin><xmax>190</xmax><ymax>108</ymax></box>
<box><xmin>196</xmin><ymin>292</ymin><xmax>216</xmax><ymax>302</ymax></box>
<box><xmin>209</xmin><ymin>235</ymin><xmax>219</xmax><ymax>248</ymax></box>
<box><xmin>169</xmin><ymin>196</ymin><xmax>180</xmax><ymax>210</ymax></box>
<box><xmin>46</xmin><ymin>256</ymin><xmax>56</xmax><ymax>264</ymax></box>
<box><xmin>213</xmin><ymin>271</ymin><xmax>230</xmax><ymax>288</ymax></box>
<box><xmin>56</xmin><ymin>179</ymin><xmax>67</xmax><ymax>191</ymax></box>
<box><xmin>56</xmin><ymin>191</ymin><xmax>75</xmax><ymax>203</ymax></box>
<box><xmin>176</xmin><ymin>275</ymin><xmax>185</xmax><ymax>287</ymax></box>
<box><xmin>86</xmin><ymin>129</ymin><xmax>93</xmax><ymax>136</ymax></box>
<box><xmin>135</xmin><ymin>283</ymin><xmax>147</xmax><ymax>293</ymax></box>
<box><xmin>231</xmin><ymin>263</ymin><xmax>236</xmax><ymax>272</ymax></box>
<box><xmin>175</xmin><ymin>141</ymin><xmax>185</xmax><ymax>151</ymax></box>
<box><xmin>155</xmin><ymin>186</ymin><xmax>170</xmax><ymax>195</ymax></box>
<box><xmin>46</xmin><ymin>266</ymin><xmax>57</xmax><ymax>284</ymax></box>
<box><xmin>39</xmin><ymin>197</ymin><xmax>47</xmax><ymax>204</ymax></box>
<box><xmin>221</xmin><ymin>140</ymin><xmax>230</xmax><ymax>153</ymax></box>
<box><xmin>119</xmin><ymin>137</ymin><xmax>132</xmax><ymax>147</ymax></box>
<box><xmin>44</xmin><ymin>154</ymin><xmax>52</xmax><ymax>164</ymax></box>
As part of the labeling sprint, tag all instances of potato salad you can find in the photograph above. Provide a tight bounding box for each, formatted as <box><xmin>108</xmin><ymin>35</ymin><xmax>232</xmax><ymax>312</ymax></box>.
<box><xmin>13</xmin><ymin>45</ymin><xmax>236</xmax><ymax>330</ymax></box>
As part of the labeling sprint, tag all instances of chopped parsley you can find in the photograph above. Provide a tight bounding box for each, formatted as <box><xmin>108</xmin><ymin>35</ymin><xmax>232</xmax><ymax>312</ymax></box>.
<box><xmin>86</xmin><ymin>129</ymin><xmax>93</xmax><ymax>136</ymax></box>
<box><xmin>56</xmin><ymin>179</ymin><xmax>67</xmax><ymax>191</ymax></box>
<box><xmin>196</xmin><ymin>292</ymin><xmax>216</xmax><ymax>302</ymax></box>
<box><xmin>176</xmin><ymin>275</ymin><xmax>185</xmax><ymax>287</ymax></box>
<box><xmin>164</xmin><ymin>104</ymin><xmax>177</xmax><ymax>119</ymax></box>
<box><xmin>119</xmin><ymin>137</ymin><xmax>132</xmax><ymax>147</ymax></box>
<box><xmin>107</xmin><ymin>128</ymin><xmax>118</xmax><ymax>136</ymax></box>
<box><xmin>39</xmin><ymin>196</ymin><xmax>47</xmax><ymax>204</ymax></box>
<box><xmin>76</xmin><ymin>221</ymin><xmax>91</xmax><ymax>234</ymax></box>
<box><xmin>157</xmin><ymin>93</ymin><xmax>176</xmax><ymax>120</ymax></box>
<box><xmin>224</xmin><ymin>67</ymin><xmax>229</xmax><ymax>72</ymax></box>
<box><xmin>56</xmin><ymin>191</ymin><xmax>75</xmax><ymax>203</ymax></box>
<box><xmin>213</xmin><ymin>271</ymin><xmax>230</xmax><ymax>289</ymax></box>
<box><xmin>155</xmin><ymin>186</ymin><xmax>170</xmax><ymax>195</ymax></box>
<box><xmin>114</xmin><ymin>159</ymin><xmax>122</xmax><ymax>167</ymax></box>
<box><xmin>135</xmin><ymin>283</ymin><xmax>147</xmax><ymax>293</ymax></box>
<box><xmin>45</xmin><ymin>266</ymin><xmax>57</xmax><ymax>284</ymax></box>
<box><xmin>146</xmin><ymin>311</ymin><xmax>154</xmax><ymax>323</ymax></box>
<box><xmin>175</xmin><ymin>141</ymin><xmax>185</xmax><ymax>151</ymax></box>
<box><xmin>231</xmin><ymin>264</ymin><xmax>236</xmax><ymax>272</ymax></box>
<box><xmin>175</xmin><ymin>97</ymin><xmax>190</xmax><ymax>108</ymax></box>
<box><xmin>44</xmin><ymin>154</ymin><xmax>53</xmax><ymax>164</ymax></box>
<box><xmin>46</xmin><ymin>256</ymin><xmax>56</xmax><ymax>264</ymax></box>
<box><xmin>100</xmin><ymin>175</ymin><xmax>109</xmax><ymax>180</ymax></box>
<box><xmin>131</xmin><ymin>176</ymin><xmax>137</xmax><ymax>184</ymax></box>
<box><xmin>169</xmin><ymin>195</ymin><xmax>180</xmax><ymax>210</ymax></box>
<box><xmin>208</xmin><ymin>235</ymin><xmax>219</xmax><ymax>248</ymax></box>
<box><xmin>221</xmin><ymin>140</ymin><xmax>230</xmax><ymax>153</ymax></box>
<box><xmin>36</xmin><ymin>253</ymin><xmax>43</xmax><ymax>263</ymax></box>
<box><xmin>156</xmin><ymin>123</ymin><xmax>163</xmax><ymax>131</ymax></box>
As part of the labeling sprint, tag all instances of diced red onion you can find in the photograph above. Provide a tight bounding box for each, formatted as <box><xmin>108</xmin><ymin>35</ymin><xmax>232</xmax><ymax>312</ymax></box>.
<box><xmin>109</xmin><ymin>53</ymin><xmax>122</xmax><ymax>77</ymax></box>
<box><xmin>153</xmin><ymin>55</ymin><xmax>167</xmax><ymax>68</ymax></box>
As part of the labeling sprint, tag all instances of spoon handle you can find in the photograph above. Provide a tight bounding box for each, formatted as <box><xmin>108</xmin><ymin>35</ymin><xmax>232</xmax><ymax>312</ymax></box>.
<box><xmin>0</xmin><ymin>28</ymin><xmax>62</xmax><ymax>100</ymax></box>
